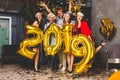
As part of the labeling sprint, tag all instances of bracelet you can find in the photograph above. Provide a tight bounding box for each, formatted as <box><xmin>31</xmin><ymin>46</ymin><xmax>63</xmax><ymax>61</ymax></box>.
<box><xmin>100</xmin><ymin>44</ymin><xmax>104</xmax><ymax>47</ymax></box>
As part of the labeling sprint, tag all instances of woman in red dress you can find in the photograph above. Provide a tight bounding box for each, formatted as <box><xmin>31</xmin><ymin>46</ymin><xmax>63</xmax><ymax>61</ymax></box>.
<box><xmin>75</xmin><ymin>12</ymin><xmax>92</xmax><ymax>41</ymax></box>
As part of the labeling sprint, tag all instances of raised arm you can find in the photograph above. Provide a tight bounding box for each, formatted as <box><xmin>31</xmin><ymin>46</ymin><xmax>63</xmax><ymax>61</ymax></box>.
<box><xmin>68</xmin><ymin>0</ymin><xmax>72</xmax><ymax>11</ymax></box>
<box><xmin>95</xmin><ymin>42</ymin><xmax>106</xmax><ymax>54</ymax></box>
<box><xmin>39</xmin><ymin>2</ymin><xmax>51</xmax><ymax>14</ymax></box>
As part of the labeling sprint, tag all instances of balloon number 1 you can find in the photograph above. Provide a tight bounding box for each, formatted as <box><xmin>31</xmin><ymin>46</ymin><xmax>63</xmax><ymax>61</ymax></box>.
<box><xmin>18</xmin><ymin>23</ymin><xmax>95</xmax><ymax>73</ymax></box>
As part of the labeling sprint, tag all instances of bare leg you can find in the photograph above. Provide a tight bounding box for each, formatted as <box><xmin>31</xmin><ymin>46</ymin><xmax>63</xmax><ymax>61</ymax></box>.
<box><xmin>62</xmin><ymin>53</ymin><xmax>66</xmax><ymax>71</ymax></box>
<box><xmin>67</xmin><ymin>54</ymin><xmax>71</xmax><ymax>71</ymax></box>
<box><xmin>58</xmin><ymin>52</ymin><xmax>62</xmax><ymax>68</ymax></box>
<box><xmin>34</xmin><ymin>48</ymin><xmax>40</xmax><ymax>71</ymax></box>
<box><xmin>70</xmin><ymin>54</ymin><xmax>74</xmax><ymax>72</ymax></box>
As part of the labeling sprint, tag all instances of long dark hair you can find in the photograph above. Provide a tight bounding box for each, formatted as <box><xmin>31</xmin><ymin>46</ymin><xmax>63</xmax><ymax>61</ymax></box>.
<box><xmin>63</xmin><ymin>18</ymin><xmax>71</xmax><ymax>24</ymax></box>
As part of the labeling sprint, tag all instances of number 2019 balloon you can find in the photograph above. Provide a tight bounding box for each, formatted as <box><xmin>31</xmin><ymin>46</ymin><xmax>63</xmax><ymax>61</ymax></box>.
<box><xmin>18</xmin><ymin>23</ymin><xmax>95</xmax><ymax>73</ymax></box>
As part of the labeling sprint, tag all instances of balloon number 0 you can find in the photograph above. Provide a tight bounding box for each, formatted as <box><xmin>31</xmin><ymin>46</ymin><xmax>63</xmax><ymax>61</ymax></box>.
<box><xmin>18</xmin><ymin>23</ymin><xmax>95</xmax><ymax>73</ymax></box>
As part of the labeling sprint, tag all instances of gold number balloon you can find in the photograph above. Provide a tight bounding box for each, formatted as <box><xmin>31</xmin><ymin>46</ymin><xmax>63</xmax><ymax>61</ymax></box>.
<box><xmin>17</xmin><ymin>25</ymin><xmax>43</xmax><ymax>59</ymax></box>
<box><xmin>18</xmin><ymin>24</ymin><xmax>95</xmax><ymax>74</ymax></box>
<box><xmin>62</xmin><ymin>24</ymin><xmax>73</xmax><ymax>53</ymax></box>
<box><xmin>100</xmin><ymin>18</ymin><xmax>114</xmax><ymax>40</ymax></box>
<box><xmin>71</xmin><ymin>34</ymin><xmax>95</xmax><ymax>73</ymax></box>
<box><xmin>108</xmin><ymin>70</ymin><xmax>120</xmax><ymax>80</ymax></box>
<box><xmin>43</xmin><ymin>23</ymin><xmax>62</xmax><ymax>56</ymax></box>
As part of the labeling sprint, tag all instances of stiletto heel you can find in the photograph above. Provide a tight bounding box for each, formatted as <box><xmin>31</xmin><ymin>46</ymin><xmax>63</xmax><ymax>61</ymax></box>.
<box><xmin>34</xmin><ymin>68</ymin><xmax>40</xmax><ymax>72</ymax></box>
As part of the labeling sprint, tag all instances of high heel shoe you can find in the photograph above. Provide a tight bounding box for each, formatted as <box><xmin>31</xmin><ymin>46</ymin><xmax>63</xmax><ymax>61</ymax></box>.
<box><xmin>67</xmin><ymin>68</ymin><xmax>72</xmax><ymax>73</ymax></box>
<box><xmin>58</xmin><ymin>64</ymin><xmax>62</xmax><ymax>69</ymax></box>
<box><xmin>35</xmin><ymin>70</ymin><xmax>40</xmax><ymax>72</ymax></box>
<box><xmin>34</xmin><ymin>68</ymin><xmax>40</xmax><ymax>72</ymax></box>
<box><xmin>69</xmin><ymin>68</ymin><xmax>73</xmax><ymax>73</ymax></box>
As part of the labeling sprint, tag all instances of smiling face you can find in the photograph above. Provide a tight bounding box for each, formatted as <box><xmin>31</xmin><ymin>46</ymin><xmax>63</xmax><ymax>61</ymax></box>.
<box><xmin>64</xmin><ymin>14</ymin><xmax>70</xmax><ymax>23</ymax></box>
<box><xmin>47</xmin><ymin>13</ymin><xmax>55</xmax><ymax>23</ymax></box>
<box><xmin>76</xmin><ymin>12</ymin><xmax>84</xmax><ymax>22</ymax></box>
<box><xmin>57</xmin><ymin>9</ymin><xmax>64</xmax><ymax>18</ymax></box>
<box><xmin>35</xmin><ymin>12</ymin><xmax>42</xmax><ymax>21</ymax></box>
<box><xmin>48</xmin><ymin>16</ymin><xmax>55</xmax><ymax>23</ymax></box>
<box><xmin>77</xmin><ymin>14</ymin><xmax>83</xmax><ymax>22</ymax></box>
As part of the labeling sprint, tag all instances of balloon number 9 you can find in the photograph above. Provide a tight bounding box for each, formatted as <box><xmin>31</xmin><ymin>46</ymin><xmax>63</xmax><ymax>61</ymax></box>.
<box><xmin>71</xmin><ymin>34</ymin><xmax>95</xmax><ymax>73</ymax></box>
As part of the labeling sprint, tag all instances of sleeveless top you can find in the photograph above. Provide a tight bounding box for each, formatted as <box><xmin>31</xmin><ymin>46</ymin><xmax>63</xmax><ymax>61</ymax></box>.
<box><xmin>38</xmin><ymin>19</ymin><xmax>46</xmax><ymax>31</ymax></box>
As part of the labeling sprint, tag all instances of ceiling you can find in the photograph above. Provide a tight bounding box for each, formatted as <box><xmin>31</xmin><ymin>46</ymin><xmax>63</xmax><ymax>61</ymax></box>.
<box><xmin>0</xmin><ymin>0</ymin><xmax>24</xmax><ymax>13</ymax></box>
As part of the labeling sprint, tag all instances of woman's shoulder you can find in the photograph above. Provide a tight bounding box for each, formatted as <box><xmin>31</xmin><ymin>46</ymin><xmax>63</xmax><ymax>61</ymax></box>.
<box><xmin>32</xmin><ymin>20</ymin><xmax>38</xmax><ymax>26</ymax></box>
<box><xmin>81</xmin><ymin>20</ymin><xmax>88</xmax><ymax>25</ymax></box>
<box><xmin>81</xmin><ymin>20</ymin><xmax>87</xmax><ymax>23</ymax></box>
<box><xmin>33</xmin><ymin>20</ymin><xmax>38</xmax><ymax>24</ymax></box>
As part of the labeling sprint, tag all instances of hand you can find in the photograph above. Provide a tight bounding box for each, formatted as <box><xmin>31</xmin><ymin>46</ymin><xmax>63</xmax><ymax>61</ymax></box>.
<box><xmin>39</xmin><ymin>2</ymin><xmax>47</xmax><ymax>7</ymax></box>
<box><xmin>100</xmin><ymin>42</ymin><xmax>106</xmax><ymax>47</ymax></box>
<box><xmin>39</xmin><ymin>1</ymin><xmax>51</xmax><ymax>13</ymax></box>
<box><xmin>70</xmin><ymin>0</ymin><xmax>72</xmax><ymax>3</ymax></box>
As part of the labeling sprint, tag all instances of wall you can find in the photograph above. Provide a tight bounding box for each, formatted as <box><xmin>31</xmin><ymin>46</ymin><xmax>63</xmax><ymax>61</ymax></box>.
<box><xmin>92</xmin><ymin>0</ymin><xmax>120</xmax><ymax>68</ymax></box>
<box><xmin>0</xmin><ymin>12</ymin><xmax>24</xmax><ymax>44</ymax></box>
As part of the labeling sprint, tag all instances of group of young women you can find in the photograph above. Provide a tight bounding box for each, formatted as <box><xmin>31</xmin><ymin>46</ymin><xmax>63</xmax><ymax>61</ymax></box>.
<box><xmin>30</xmin><ymin>0</ymin><xmax>106</xmax><ymax>73</ymax></box>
